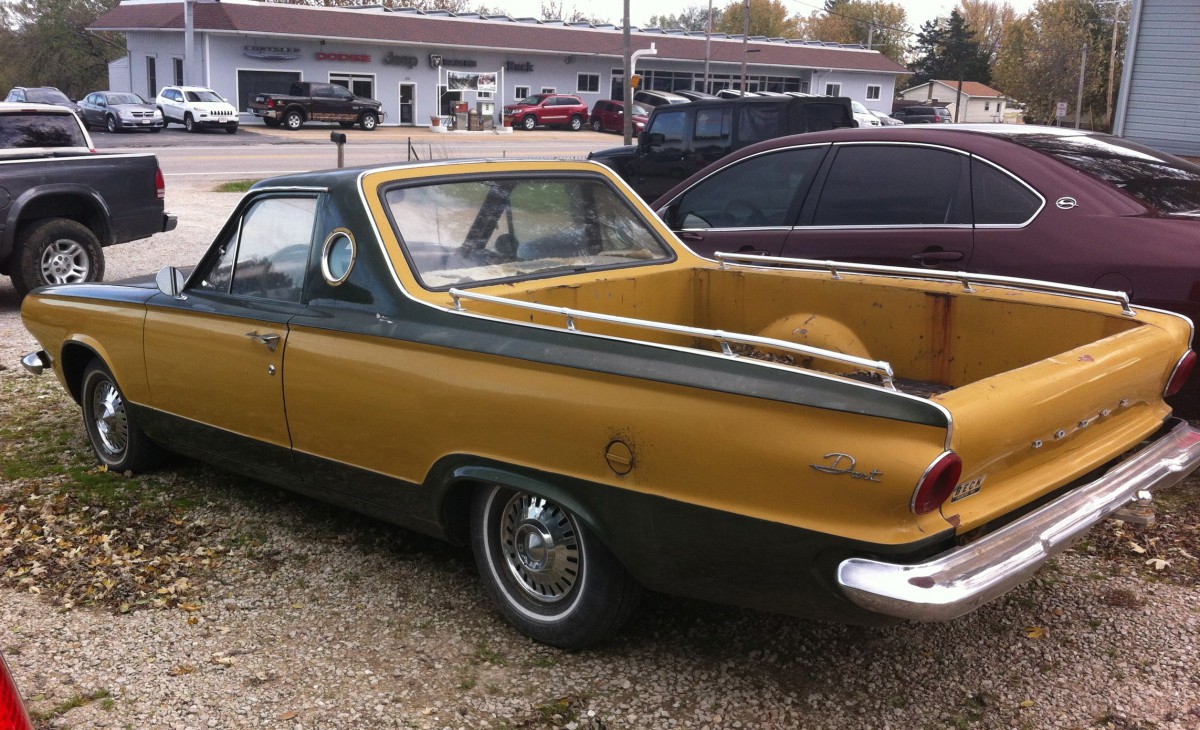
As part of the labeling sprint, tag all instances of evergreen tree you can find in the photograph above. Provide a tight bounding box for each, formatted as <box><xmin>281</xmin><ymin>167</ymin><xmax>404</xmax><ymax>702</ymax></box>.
<box><xmin>908</xmin><ymin>9</ymin><xmax>992</xmax><ymax>87</ymax></box>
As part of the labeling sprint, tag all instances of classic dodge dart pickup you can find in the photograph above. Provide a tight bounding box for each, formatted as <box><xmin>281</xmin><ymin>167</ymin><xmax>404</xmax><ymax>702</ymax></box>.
<box><xmin>20</xmin><ymin>159</ymin><xmax>1200</xmax><ymax>649</ymax></box>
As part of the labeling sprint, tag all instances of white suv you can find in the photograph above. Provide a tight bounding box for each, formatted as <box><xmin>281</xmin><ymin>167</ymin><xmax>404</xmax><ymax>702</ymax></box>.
<box><xmin>156</xmin><ymin>86</ymin><xmax>239</xmax><ymax>133</ymax></box>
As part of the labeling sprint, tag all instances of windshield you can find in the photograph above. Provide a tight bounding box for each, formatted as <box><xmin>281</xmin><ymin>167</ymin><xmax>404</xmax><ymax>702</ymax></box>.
<box><xmin>385</xmin><ymin>175</ymin><xmax>673</xmax><ymax>289</ymax></box>
<box><xmin>851</xmin><ymin>101</ymin><xmax>869</xmax><ymax>114</ymax></box>
<box><xmin>106</xmin><ymin>93</ymin><xmax>146</xmax><ymax>105</ymax></box>
<box><xmin>516</xmin><ymin>95</ymin><xmax>548</xmax><ymax>105</ymax></box>
<box><xmin>27</xmin><ymin>89</ymin><xmax>70</xmax><ymax>104</ymax></box>
<box><xmin>1009</xmin><ymin>132</ymin><xmax>1200</xmax><ymax>214</ymax></box>
<box><xmin>185</xmin><ymin>90</ymin><xmax>225</xmax><ymax>103</ymax></box>
<box><xmin>631</xmin><ymin>104</ymin><xmax>650</xmax><ymax>116</ymax></box>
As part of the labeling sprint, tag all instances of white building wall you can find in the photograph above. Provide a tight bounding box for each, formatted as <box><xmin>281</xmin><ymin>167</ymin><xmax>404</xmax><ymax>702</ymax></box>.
<box><xmin>1116</xmin><ymin>0</ymin><xmax>1200</xmax><ymax>156</ymax></box>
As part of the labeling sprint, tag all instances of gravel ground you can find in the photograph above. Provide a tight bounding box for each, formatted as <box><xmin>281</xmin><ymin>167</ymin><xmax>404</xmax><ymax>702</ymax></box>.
<box><xmin>2</xmin><ymin>177</ymin><xmax>1200</xmax><ymax>730</ymax></box>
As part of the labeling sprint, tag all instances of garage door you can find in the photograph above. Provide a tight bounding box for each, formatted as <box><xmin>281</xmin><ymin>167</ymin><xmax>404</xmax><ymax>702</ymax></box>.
<box><xmin>237</xmin><ymin>70</ymin><xmax>302</xmax><ymax>112</ymax></box>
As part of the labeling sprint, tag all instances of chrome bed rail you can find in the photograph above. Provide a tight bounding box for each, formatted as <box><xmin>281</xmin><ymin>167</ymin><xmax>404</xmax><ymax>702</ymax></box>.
<box><xmin>448</xmin><ymin>287</ymin><xmax>898</xmax><ymax>390</ymax></box>
<box><xmin>715</xmin><ymin>253</ymin><xmax>1137</xmax><ymax>317</ymax></box>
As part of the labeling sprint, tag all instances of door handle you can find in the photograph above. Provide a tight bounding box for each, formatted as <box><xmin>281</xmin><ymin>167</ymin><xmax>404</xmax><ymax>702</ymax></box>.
<box><xmin>911</xmin><ymin>250</ymin><xmax>964</xmax><ymax>264</ymax></box>
<box><xmin>680</xmin><ymin>232</ymin><xmax>705</xmax><ymax>241</ymax></box>
<box><xmin>246</xmin><ymin>331</ymin><xmax>281</xmax><ymax>351</ymax></box>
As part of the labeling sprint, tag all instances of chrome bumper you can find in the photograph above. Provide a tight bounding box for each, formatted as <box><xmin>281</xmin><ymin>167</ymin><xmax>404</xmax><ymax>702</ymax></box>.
<box><xmin>21</xmin><ymin>350</ymin><xmax>51</xmax><ymax>375</ymax></box>
<box><xmin>837</xmin><ymin>419</ymin><xmax>1200</xmax><ymax>621</ymax></box>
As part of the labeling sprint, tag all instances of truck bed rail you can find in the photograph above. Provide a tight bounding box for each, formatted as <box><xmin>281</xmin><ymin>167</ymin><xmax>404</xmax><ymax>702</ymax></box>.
<box><xmin>448</xmin><ymin>287</ymin><xmax>897</xmax><ymax>389</ymax></box>
<box><xmin>714</xmin><ymin>253</ymin><xmax>1136</xmax><ymax>317</ymax></box>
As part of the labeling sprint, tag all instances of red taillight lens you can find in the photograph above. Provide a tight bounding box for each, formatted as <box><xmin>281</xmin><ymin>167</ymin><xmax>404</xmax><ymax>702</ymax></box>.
<box><xmin>156</xmin><ymin>167</ymin><xmax>166</xmax><ymax>201</ymax></box>
<box><xmin>268</xmin><ymin>98</ymin><xmax>275</xmax><ymax>109</ymax></box>
<box><xmin>0</xmin><ymin>655</ymin><xmax>34</xmax><ymax>730</ymax></box>
<box><xmin>912</xmin><ymin>451</ymin><xmax>963</xmax><ymax>515</ymax></box>
<box><xmin>1166</xmin><ymin>350</ymin><xmax>1197</xmax><ymax>397</ymax></box>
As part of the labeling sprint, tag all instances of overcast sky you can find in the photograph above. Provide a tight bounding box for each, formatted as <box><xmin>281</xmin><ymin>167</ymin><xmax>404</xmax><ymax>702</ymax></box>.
<box><xmin>500</xmin><ymin>0</ymin><xmax>1039</xmax><ymax>34</ymax></box>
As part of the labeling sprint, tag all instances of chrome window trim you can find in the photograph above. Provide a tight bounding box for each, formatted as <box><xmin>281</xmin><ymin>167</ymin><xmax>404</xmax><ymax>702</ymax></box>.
<box><xmin>677</xmin><ymin>225</ymin><xmax>794</xmax><ymax>233</ymax></box>
<box><xmin>320</xmin><ymin>227</ymin><xmax>356</xmax><ymax>286</ymax></box>
<box><xmin>969</xmin><ymin>155</ymin><xmax>1046</xmax><ymax>229</ymax></box>
<box><xmin>801</xmin><ymin>224</ymin><xmax>973</xmax><ymax>231</ymax></box>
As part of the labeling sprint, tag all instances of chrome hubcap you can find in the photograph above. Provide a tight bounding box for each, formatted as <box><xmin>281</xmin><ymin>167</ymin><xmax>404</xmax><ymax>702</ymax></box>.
<box><xmin>39</xmin><ymin>239</ymin><xmax>90</xmax><ymax>284</ymax></box>
<box><xmin>499</xmin><ymin>493</ymin><xmax>580</xmax><ymax>603</ymax></box>
<box><xmin>92</xmin><ymin>380</ymin><xmax>128</xmax><ymax>456</ymax></box>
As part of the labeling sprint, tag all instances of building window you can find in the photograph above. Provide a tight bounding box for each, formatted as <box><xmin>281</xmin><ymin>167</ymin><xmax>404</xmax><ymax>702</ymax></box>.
<box><xmin>173</xmin><ymin>58</ymin><xmax>184</xmax><ymax>86</ymax></box>
<box><xmin>984</xmin><ymin>101</ymin><xmax>990</xmax><ymax>111</ymax></box>
<box><xmin>800</xmin><ymin>81</ymin><xmax>810</xmax><ymax>93</ymax></box>
<box><xmin>540</xmin><ymin>87</ymin><xmax>555</xmax><ymax>94</ymax></box>
<box><xmin>825</xmin><ymin>83</ymin><xmax>841</xmax><ymax>97</ymax></box>
<box><xmin>576</xmin><ymin>73</ymin><xmax>600</xmax><ymax>94</ymax></box>
<box><xmin>514</xmin><ymin>85</ymin><xmax>530</xmax><ymax>101</ymax></box>
<box><xmin>146</xmin><ymin>56</ymin><xmax>157</xmax><ymax>98</ymax></box>
<box><xmin>478</xmin><ymin>90</ymin><xmax>493</xmax><ymax>100</ymax></box>
<box><xmin>330</xmin><ymin>73</ymin><xmax>374</xmax><ymax>99</ymax></box>
<box><xmin>866</xmin><ymin>85</ymin><xmax>881</xmax><ymax>100</ymax></box>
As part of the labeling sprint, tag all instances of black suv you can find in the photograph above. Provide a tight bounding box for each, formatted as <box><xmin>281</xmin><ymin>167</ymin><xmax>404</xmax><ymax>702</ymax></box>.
<box><xmin>588</xmin><ymin>95</ymin><xmax>855</xmax><ymax>201</ymax></box>
<box><xmin>891</xmin><ymin>106</ymin><xmax>952</xmax><ymax>124</ymax></box>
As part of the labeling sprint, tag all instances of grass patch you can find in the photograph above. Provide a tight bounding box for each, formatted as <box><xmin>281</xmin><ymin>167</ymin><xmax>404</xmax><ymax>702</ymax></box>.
<box><xmin>214</xmin><ymin>179</ymin><xmax>259</xmax><ymax>193</ymax></box>
<box><xmin>29</xmin><ymin>688</ymin><xmax>112</xmax><ymax>723</ymax></box>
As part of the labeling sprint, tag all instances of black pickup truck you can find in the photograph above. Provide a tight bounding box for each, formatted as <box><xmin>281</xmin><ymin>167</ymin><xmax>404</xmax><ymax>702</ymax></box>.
<box><xmin>0</xmin><ymin>102</ymin><xmax>176</xmax><ymax>296</ymax></box>
<box><xmin>249</xmin><ymin>82</ymin><xmax>384</xmax><ymax>131</ymax></box>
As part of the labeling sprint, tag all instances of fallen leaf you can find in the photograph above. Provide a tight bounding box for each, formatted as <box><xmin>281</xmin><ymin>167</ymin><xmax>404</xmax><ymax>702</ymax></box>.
<box><xmin>279</xmin><ymin>711</ymin><xmax>298</xmax><ymax>720</ymax></box>
<box><xmin>1020</xmin><ymin>700</ymin><xmax>1036</xmax><ymax>708</ymax></box>
<box><xmin>1127</xmin><ymin>541</ymin><xmax>1146</xmax><ymax>554</ymax></box>
<box><xmin>1024</xmin><ymin>626</ymin><xmax>1047</xmax><ymax>639</ymax></box>
<box><xmin>1146</xmin><ymin>558</ymin><xmax>1170</xmax><ymax>571</ymax></box>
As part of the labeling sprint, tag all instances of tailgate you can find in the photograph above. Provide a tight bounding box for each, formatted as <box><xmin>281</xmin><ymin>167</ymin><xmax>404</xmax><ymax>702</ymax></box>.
<box><xmin>934</xmin><ymin>321</ymin><xmax>1187</xmax><ymax>533</ymax></box>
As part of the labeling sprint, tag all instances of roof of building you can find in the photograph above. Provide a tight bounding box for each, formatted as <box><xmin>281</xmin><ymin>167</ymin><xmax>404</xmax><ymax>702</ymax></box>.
<box><xmin>910</xmin><ymin>80</ymin><xmax>1006</xmax><ymax>98</ymax></box>
<box><xmin>91</xmin><ymin>0</ymin><xmax>910</xmax><ymax>75</ymax></box>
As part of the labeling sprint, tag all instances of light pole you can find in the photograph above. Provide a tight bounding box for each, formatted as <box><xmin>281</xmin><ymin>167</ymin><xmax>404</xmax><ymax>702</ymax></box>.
<box><xmin>739</xmin><ymin>0</ymin><xmax>750</xmax><ymax>91</ymax></box>
<box><xmin>702</xmin><ymin>0</ymin><xmax>713</xmax><ymax>94</ymax></box>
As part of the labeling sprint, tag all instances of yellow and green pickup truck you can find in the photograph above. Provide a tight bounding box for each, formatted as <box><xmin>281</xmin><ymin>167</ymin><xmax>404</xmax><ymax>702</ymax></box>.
<box><xmin>20</xmin><ymin>159</ymin><xmax>1200</xmax><ymax>648</ymax></box>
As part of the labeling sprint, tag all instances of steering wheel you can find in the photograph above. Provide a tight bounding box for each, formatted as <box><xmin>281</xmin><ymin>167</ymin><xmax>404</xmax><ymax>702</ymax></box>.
<box><xmin>722</xmin><ymin>198</ymin><xmax>766</xmax><ymax>227</ymax></box>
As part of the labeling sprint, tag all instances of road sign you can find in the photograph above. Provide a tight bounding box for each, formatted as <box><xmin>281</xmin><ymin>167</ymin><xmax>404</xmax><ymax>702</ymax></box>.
<box><xmin>1056</xmin><ymin>101</ymin><xmax>1068</xmax><ymax>118</ymax></box>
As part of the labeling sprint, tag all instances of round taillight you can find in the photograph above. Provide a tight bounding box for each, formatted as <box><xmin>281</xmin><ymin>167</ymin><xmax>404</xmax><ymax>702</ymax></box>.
<box><xmin>911</xmin><ymin>451</ymin><xmax>963</xmax><ymax>516</ymax></box>
<box><xmin>1165</xmin><ymin>350</ymin><xmax>1196</xmax><ymax>398</ymax></box>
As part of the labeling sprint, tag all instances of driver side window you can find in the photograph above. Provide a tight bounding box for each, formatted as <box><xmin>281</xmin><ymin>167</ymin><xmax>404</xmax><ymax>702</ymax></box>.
<box><xmin>197</xmin><ymin>196</ymin><xmax>318</xmax><ymax>302</ymax></box>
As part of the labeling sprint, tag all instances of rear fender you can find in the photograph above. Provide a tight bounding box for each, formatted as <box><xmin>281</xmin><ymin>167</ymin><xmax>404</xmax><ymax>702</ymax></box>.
<box><xmin>3</xmin><ymin>185</ymin><xmax>113</xmax><ymax>258</ymax></box>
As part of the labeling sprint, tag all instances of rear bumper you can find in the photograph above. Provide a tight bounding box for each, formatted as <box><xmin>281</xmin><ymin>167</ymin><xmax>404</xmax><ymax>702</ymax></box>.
<box><xmin>837</xmin><ymin>419</ymin><xmax>1200</xmax><ymax>621</ymax></box>
<box><xmin>162</xmin><ymin>214</ymin><xmax>177</xmax><ymax>233</ymax></box>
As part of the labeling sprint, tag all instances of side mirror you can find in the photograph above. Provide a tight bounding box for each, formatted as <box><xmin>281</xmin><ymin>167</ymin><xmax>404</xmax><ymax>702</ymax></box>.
<box><xmin>155</xmin><ymin>266</ymin><xmax>188</xmax><ymax>299</ymax></box>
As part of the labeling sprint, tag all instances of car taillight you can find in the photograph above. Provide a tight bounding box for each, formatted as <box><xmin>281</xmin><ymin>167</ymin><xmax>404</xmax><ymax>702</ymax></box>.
<box><xmin>268</xmin><ymin>98</ymin><xmax>275</xmax><ymax>109</ymax></box>
<box><xmin>0</xmin><ymin>654</ymin><xmax>34</xmax><ymax>730</ymax></box>
<box><xmin>1166</xmin><ymin>350</ymin><xmax>1197</xmax><ymax>397</ymax></box>
<box><xmin>156</xmin><ymin>167</ymin><xmax>166</xmax><ymax>201</ymax></box>
<box><xmin>911</xmin><ymin>451</ymin><xmax>963</xmax><ymax>515</ymax></box>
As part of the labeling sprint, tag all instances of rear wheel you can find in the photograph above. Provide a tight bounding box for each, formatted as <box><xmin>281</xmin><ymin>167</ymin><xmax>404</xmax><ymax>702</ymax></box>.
<box><xmin>225</xmin><ymin>125</ymin><xmax>238</xmax><ymax>134</ymax></box>
<box><xmin>471</xmin><ymin>485</ymin><xmax>640</xmax><ymax>649</ymax></box>
<box><xmin>568</xmin><ymin>115</ymin><xmax>583</xmax><ymax>131</ymax></box>
<box><xmin>80</xmin><ymin>360</ymin><xmax>162</xmax><ymax>473</ymax></box>
<box><xmin>10</xmin><ymin>218</ymin><xmax>103</xmax><ymax>296</ymax></box>
<box><xmin>591</xmin><ymin>118</ymin><xmax>603</xmax><ymax>132</ymax></box>
<box><xmin>359</xmin><ymin>112</ymin><xmax>378</xmax><ymax>131</ymax></box>
<box><xmin>338</xmin><ymin>121</ymin><xmax>354</xmax><ymax>129</ymax></box>
<box><xmin>283</xmin><ymin>109</ymin><xmax>304</xmax><ymax>130</ymax></box>
<box><xmin>521</xmin><ymin>115</ymin><xmax>537</xmax><ymax>131</ymax></box>
<box><xmin>263</xmin><ymin>117</ymin><xmax>281</xmax><ymax>128</ymax></box>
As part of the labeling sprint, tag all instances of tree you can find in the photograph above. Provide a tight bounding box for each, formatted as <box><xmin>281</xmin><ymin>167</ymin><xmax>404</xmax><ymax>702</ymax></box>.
<box><xmin>798</xmin><ymin>0</ymin><xmax>909</xmax><ymax>64</ymax></box>
<box><xmin>0</xmin><ymin>0</ymin><xmax>125</xmax><ymax>100</ymax></box>
<box><xmin>713</xmin><ymin>0</ymin><xmax>800</xmax><ymax>38</ymax></box>
<box><xmin>957</xmin><ymin>0</ymin><xmax>1017</xmax><ymax>63</ymax></box>
<box><xmin>647</xmin><ymin>5</ymin><xmax>718</xmax><ymax>31</ymax></box>
<box><xmin>908</xmin><ymin>9</ymin><xmax>992</xmax><ymax>88</ymax></box>
<box><xmin>538</xmin><ymin>1</ymin><xmax>611</xmax><ymax>24</ymax></box>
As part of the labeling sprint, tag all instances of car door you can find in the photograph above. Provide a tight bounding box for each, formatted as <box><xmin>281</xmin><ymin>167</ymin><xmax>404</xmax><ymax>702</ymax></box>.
<box><xmin>626</xmin><ymin>108</ymin><xmax>689</xmax><ymax>201</ymax></box>
<box><xmin>142</xmin><ymin>193</ymin><xmax>319</xmax><ymax>471</ymax></box>
<box><xmin>80</xmin><ymin>94</ymin><xmax>99</xmax><ymax>127</ymax></box>
<box><xmin>659</xmin><ymin>144</ymin><xmax>830</xmax><ymax>258</ymax></box>
<box><xmin>780</xmin><ymin>143</ymin><xmax>974</xmax><ymax>268</ymax></box>
<box><xmin>161</xmin><ymin>89</ymin><xmax>182</xmax><ymax>122</ymax></box>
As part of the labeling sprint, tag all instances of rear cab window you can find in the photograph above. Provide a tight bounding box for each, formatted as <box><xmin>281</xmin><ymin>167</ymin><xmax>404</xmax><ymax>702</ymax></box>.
<box><xmin>0</xmin><ymin>111</ymin><xmax>89</xmax><ymax>149</ymax></box>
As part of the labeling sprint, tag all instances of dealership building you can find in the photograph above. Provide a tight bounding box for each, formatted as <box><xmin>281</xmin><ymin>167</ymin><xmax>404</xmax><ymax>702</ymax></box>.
<box><xmin>92</xmin><ymin>0</ymin><xmax>910</xmax><ymax>126</ymax></box>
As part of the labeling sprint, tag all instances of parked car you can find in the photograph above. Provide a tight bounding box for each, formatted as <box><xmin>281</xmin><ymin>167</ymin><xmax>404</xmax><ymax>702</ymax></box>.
<box><xmin>5</xmin><ymin>86</ymin><xmax>82</xmax><ymax>117</ymax></box>
<box><xmin>21</xmin><ymin>159</ymin><xmax>1200</xmax><ymax>649</ymax></box>
<box><xmin>589</xmin><ymin>95</ymin><xmax>855</xmax><ymax>201</ymax></box>
<box><xmin>850</xmin><ymin>100</ymin><xmax>879</xmax><ymax>127</ymax></box>
<box><xmin>155</xmin><ymin>85</ymin><xmax>239</xmax><ymax>133</ymax></box>
<box><xmin>0</xmin><ymin>102</ymin><xmax>175</xmax><ymax>295</ymax></box>
<box><xmin>652</xmin><ymin>124</ymin><xmax>1200</xmax><ymax>324</ymax></box>
<box><xmin>589</xmin><ymin>99</ymin><xmax>649</xmax><ymax>134</ymax></box>
<box><xmin>79</xmin><ymin>91</ymin><xmax>163</xmax><ymax>133</ymax></box>
<box><xmin>0</xmin><ymin>651</ymin><xmax>34</xmax><ymax>730</ymax></box>
<box><xmin>673</xmin><ymin>90</ymin><xmax>720</xmax><ymax>101</ymax></box>
<box><xmin>715</xmin><ymin>89</ymin><xmax>756</xmax><ymax>99</ymax></box>
<box><xmin>632</xmin><ymin>90</ymin><xmax>691</xmax><ymax>107</ymax></box>
<box><xmin>870</xmin><ymin>108</ymin><xmax>904</xmax><ymax>126</ymax></box>
<box><xmin>891</xmin><ymin>105</ymin><xmax>952</xmax><ymax>123</ymax></box>
<box><xmin>248</xmin><ymin>81</ymin><xmax>383</xmax><ymax>131</ymax></box>
<box><xmin>502</xmin><ymin>93</ymin><xmax>588</xmax><ymax>130</ymax></box>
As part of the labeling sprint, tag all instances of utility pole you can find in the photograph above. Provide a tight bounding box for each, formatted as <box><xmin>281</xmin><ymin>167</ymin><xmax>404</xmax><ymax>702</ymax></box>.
<box><xmin>702</xmin><ymin>0</ymin><xmax>713</xmax><ymax>94</ymax></box>
<box><xmin>623</xmin><ymin>0</ymin><xmax>632</xmax><ymax>144</ymax></box>
<box><xmin>1075</xmin><ymin>42</ymin><xmax>1088</xmax><ymax>129</ymax></box>
<box><xmin>1105</xmin><ymin>1</ymin><xmax>1121</xmax><ymax>130</ymax></box>
<box><xmin>739</xmin><ymin>0</ymin><xmax>750</xmax><ymax>92</ymax></box>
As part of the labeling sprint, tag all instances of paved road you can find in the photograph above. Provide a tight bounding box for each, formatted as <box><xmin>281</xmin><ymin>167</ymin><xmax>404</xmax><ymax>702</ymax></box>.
<box><xmin>93</xmin><ymin>123</ymin><xmax>627</xmax><ymax>181</ymax></box>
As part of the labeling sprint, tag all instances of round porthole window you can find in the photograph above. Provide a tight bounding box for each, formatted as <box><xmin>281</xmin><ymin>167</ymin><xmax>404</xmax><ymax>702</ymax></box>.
<box><xmin>321</xmin><ymin>229</ymin><xmax>356</xmax><ymax>286</ymax></box>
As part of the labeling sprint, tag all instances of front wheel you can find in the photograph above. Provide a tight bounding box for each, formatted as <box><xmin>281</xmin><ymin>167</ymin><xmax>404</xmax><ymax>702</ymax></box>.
<box><xmin>359</xmin><ymin>112</ymin><xmax>378</xmax><ymax>131</ymax></box>
<box><xmin>263</xmin><ymin>117</ymin><xmax>280</xmax><ymax>128</ymax></box>
<box><xmin>80</xmin><ymin>360</ymin><xmax>162</xmax><ymax>473</ymax></box>
<box><xmin>568</xmin><ymin>115</ymin><xmax>583</xmax><ymax>131</ymax></box>
<box><xmin>184</xmin><ymin>114</ymin><xmax>196</xmax><ymax>132</ymax></box>
<box><xmin>10</xmin><ymin>218</ymin><xmax>104</xmax><ymax>296</ymax></box>
<box><xmin>521</xmin><ymin>115</ymin><xmax>537</xmax><ymax>131</ymax></box>
<box><xmin>471</xmin><ymin>485</ymin><xmax>640</xmax><ymax>649</ymax></box>
<box><xmin>105</xmin><ymin>115</ymin><xmax>118</xmax><ymax>133</ymax></box>
<box><xmin>158</xmin><ymin>107</ymin><xmax>169</xmax><ymax>127</ymax></box>
<box><xmin>224</xmin><ymin>124</ymin><xmax>238</xmax><ymax>134</ymax></box>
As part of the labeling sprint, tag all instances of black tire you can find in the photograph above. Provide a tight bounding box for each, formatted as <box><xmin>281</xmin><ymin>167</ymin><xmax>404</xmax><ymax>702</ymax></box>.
<box><xmin>10</xmin><ymin>218</ymin><xmax>104</xmax><ymax>296</ymax></box>
<box><xmin>283</xmin><ymin>110</ymin><xmax>304</xmax><ymax>130</ymax></box>
<box><xmin>359</xmin><ymin>113</ymin><xmax>378</xmax><ymax>131</ymax></box>
<box><xmin>590</xmin><ymin>118</ymin><xmax>603</xmax><ymax>132</ymax></box>
<box><xmin>568</xmin><ymin>115</ymin><xmax>583</xmax><ymax>131</ymax></box>
<box><xmin>471</xmin><ymin>485</ymin><xmax>640</xmax><ymax>649</ymax></box>
<box><xmin>151</xmin><ymin>126</ymin><xmax>162</xmax><ymax>133</ymax></box>
<box><xmin>80</xmin><ymin>360</ymin><xmax>162</xmax><ymax>473</ymax></box>
<box><xmin>263</xmin><ymin>117</ymin><xmax>281</xmax><ymax>128</ymax></box>
<box><xmin>339</xmin><ymin>121</ymin><xmax>355</xmax><ymax>129</ymax></box>
<box><xmin>225</xmin><ymin>124</ymin><xmax>238</xmax><ymax>134</ymax></box>
<box><xmin>521</xmin><ymin>115</ymin><xmax>537</xmax><ymax>131</ymax></box>
<box><xmin>184</xmin><ymin>113</ymin><xmax>197</xmax><ymax>132</ymax></box>
<box><xmin>105</xmin><ymin>115</ymin><xmax>118</xmax><ymax>133</ymax></box>
<box><xmin>158</xmin><ymin>107</ymin><xmax>169</xmax><ymax>127</ymax></box>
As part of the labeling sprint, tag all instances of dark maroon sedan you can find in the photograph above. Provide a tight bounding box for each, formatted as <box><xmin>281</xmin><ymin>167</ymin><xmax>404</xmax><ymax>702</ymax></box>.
<box><xmin>652</xmin><ymin>125</ymin><xmax>1200</xmax><ymax>322</ymax></box>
